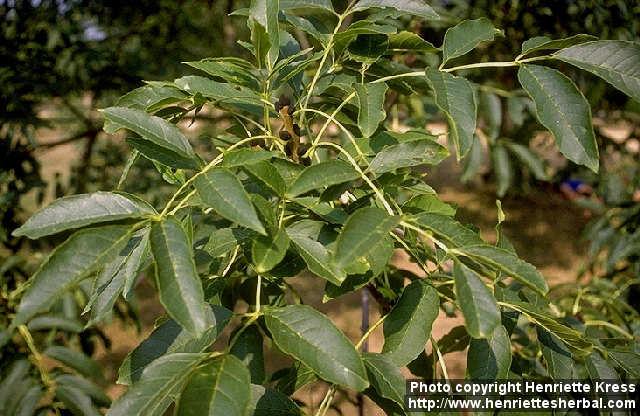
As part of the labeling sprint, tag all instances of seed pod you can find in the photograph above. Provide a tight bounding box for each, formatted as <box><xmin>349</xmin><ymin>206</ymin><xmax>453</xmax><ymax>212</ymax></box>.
<box><xmin>279</xmin><ymin>130</ymin><xmax>292</xmax><ymax>141</ymax></box>
<box><xmin>292</xmin><ymin>123</ymin><xmax>301</xmax><ymax>137</ymax></box>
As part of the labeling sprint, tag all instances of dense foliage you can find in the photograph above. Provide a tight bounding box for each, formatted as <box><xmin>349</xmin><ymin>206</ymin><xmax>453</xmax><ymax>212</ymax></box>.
<box><xmin>2</xmin><ymin>0</ymin><xmax>639</xmax><ymax>415</ymax></box>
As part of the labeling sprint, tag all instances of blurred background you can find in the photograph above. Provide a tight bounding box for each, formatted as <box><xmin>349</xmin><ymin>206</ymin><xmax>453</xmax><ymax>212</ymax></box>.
<box><xmin>1</xmin><ymin>0</ymin><xmax>639</xmax><ymax>413</ymax></box>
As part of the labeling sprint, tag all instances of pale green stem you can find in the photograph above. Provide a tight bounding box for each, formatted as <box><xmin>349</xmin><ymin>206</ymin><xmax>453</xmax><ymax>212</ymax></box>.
<box><xmin>431</xmin><ymin>336</ymin><xmax>450</xmax><ymax>382</ymax></box>
<box><xmin>355</xmin><ymin>314</ymin><xmax>386</xmax><ymax>349</ymax></box>
<box><xmin>255</xmin><ymin>275</ymin><xmax>262</xmax><ymax>313</ymax></box>
<box><xmin>315</xmin><ymin>141</ymin><xmax>394</xmax><ymax>215</ymax></box>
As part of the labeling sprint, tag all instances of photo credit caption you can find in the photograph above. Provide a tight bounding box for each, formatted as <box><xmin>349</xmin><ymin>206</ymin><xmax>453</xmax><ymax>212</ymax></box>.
<box><xmin>405</xmin><ymin>380</ymin><xmax>639</xmax><ymax>412</ymax></box>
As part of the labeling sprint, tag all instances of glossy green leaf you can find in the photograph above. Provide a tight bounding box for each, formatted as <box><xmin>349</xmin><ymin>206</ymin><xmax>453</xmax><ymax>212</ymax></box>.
<box><xmin>586</xmin><ymin>351</ymin><xmax>619</xmax><ymax>381</ymax></box>
<box><xmin>56</xmin><ymin>385</ymin><xmax>101</xmax><ymax>416</ymax></box>
<box><xmin>194</xmin><ymin>168</ymin><xmax>266</xmax><ymax>235</ymax></box>
<box><xmin>44</xmin><ymin>346</ymin><xmax>102</xmax><ymax>380</ymax></box>
<box><xmin>353</xmin><ymin>0</ymin><xmax>439</xmax><ymax>20</ymax></box>
<box><xmin>203</xmin><ymin>228</ymin><xmax>253</xmax><ymax>258</ymax></box>
<box><xmin>56</xmin><ymin>374</ymin><xmax>111</xmax><ymax>407</ymax></box>
<box><xmin>249</xmin><ymin>385</ymin><xmax>302</xmax><ymax>416</ymax></box>
<box><xmin>117</xmin><ymin>84</ymin><xmax>188</xmax><ymax>112</ymax></box>
<box><xmin>369</xmin><ymin>138</ymin><xmax>449</xmax><ymax>174</ymax></box>
<box><xmin>288</xmin><ymin>160</ymin><xmax>360</xmax><ymax>197</ymax></box>
<box><xmin>505</xmin><ymin>142</ymin><xmax>549</xmax><ymax>180</ymax></box>
<box><xmin>492</xmin><ymin>144</ymin><xmax>512</xmax><ymax>197</ymax></box>
<box><xmin>85</xmin><ymin>228</ymin><xmax>150</xmax><ymax>325</ymax></box>
<box><xmin>355</xmin><ymin>82</ymin><xmax>388</xmax><ymax>137</ymax></box>
<box><xmin>608</xmin><ymin>350</ymin><xmax>640</xmax><ymax>378</ymax></box>
<box><xmin>103</xmin><ymin>107</ymin><xmax>198</xmax><ymax>169</ymax></box>
<box><xmin>382</xmin><ymin>279</ymin><xmax>439</xmax><ymax>366</ymax></box>
<box><xmin>118</xmin><ymin>305</ymin><xmax>232</xmax><ymax>385</ymax></box>
<box><xmin>467</xmin><ymin>325</ymin><xmax>511</xmax><ymax>380</ymax></box>
<box><xmin>108</xmin><ymin>353</ymin><xmax>207</xmax><ymax>416</ymax></box>
<box><xmin>176</xmin><ymin>354</ymin><xmax>251</xmax><ymax>416</ymax></box>
<box><xmin>174</xmin><ymin>76</ymin><xmax>263</xmax><ymax>107</ymax></box>
<box><xmin>222</xmin><ymin>148</ymin><xmax>278</xmax><ymax>167</ymax></box>
<box><xmin>230</xmin><ymin>325</ymin><xmax>265</xmax><ymax>384</ymax></box>
<box><xmin>537</xmin><ymin>328</ymin><xmax>574</xmax><ymax>379</ymax></box>
<box><xmin>460</xmin><ymin>244</ymin><xmax>548</xmax><ymax>294</ymax></box>
<box><xmin>453</xmin><ymin>261</ymin><xmax>500</xmax><ymax>338</ymax></box>
<box><xmin>403</xmin><ymin>194</ymin><xmax>456</xmax><ymax>216</ymax></box>
<box><xmin>348</xmin><ymin>34</ymin><xmax>389</xmax><ymax>64</ymax></box>
<box><xmin>13</xmin><ymin>192</ymin><xmax>155</xmax><ymax>239</ymax></box>
<box><xmin>251</xmin><ymin>228</ymin><xmax>290</xmax><ymax>273</ymax></box>
<box><xmin>518</xmin><ymin>64</ymin><xmax>598</xmax><ymax>172</ymax></box>
<box><xmin>185</xmin><ymin>59</ymin><xmax>260</xmax><ymax>90</ymax></box>
<box><xmin>460</xmin><ymin>134</ymin><xmax>483</xmax><ymax>183</ymax></box>
<box><xmin>504</xmin><ymin>301</ymin><xmax>592</xmax><ymax>356</ymax></box>
<box><xmin>520</xmin><ymin>34</ymin><xmax>596</xmax><ymax>56</ymax></box>
<box><xmin>265</xmin><ymin>305</ymin><xmax>369</xmax><ymax>391</ymax></box>
<box><xmin>363</xmin><ymin>353</ymin><xmax>406</xmax><ymax>409</ymax></box>
<box><xmin>286</xmin><ymin>220</ymin><xmax>346</xmax><ymax>285</ymax></box>
<box><xmin>250</xmin><ymin>0</ymin><xmax>280</xmax><ymax>69</ymax></box>
<box><xmin>244</xmin><ymin>160</ymin><xmax>286</xmax><ymax>196</ymax></box>
<box><xmin>409</xmin><ymin>212</ymin><xmax>484</xmax><ymax>247</ymax></box>
<box><xmin>388</xmin><ymin>31</ymin><xmax>437</xmax><ymax>52</ymax></box>
<box><xmin>425</xmin><ymin>68</ymin><xmax>477</xmax><ymax>159</ymax></box>
<box><xmin>334</xmin><ymin>207</ymin><xmax>399</xmax><ymax>269</ymax></box>
<box><xmin>27</xmin><ymin>315</ymin><xmax>83</xmax><ymax>333</ymax></box>
<box><xmin>12</xmin><ymin>224</ymin><xmax>134</xmax><ymax>327</ymax></box>
<box><xmin>554</xmin><ymin>40</ymin><xmax>640</xmax><ymax>102</ymax></box>
<box><xmin>442</xmin><ymin>18</ymin><xmax>502</xmax><ymax>65</ymax></box>
<box><xmin>150</xmin><ymin>218</ymin><xmax>208</xmax><ymax>335</ymax></box>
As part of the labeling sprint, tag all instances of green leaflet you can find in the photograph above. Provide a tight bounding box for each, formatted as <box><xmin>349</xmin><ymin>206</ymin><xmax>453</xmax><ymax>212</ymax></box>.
<box><xmin>517</xmin><ymin>64</ymin><xmax>599</xmax><ymax>172</ymax></box>
<box><xmin>185</xmin><ymin>59</ymin><xmax>261</xmax><ymax>90</ymax></box>
<box><xmin>251</xmin><ymin>228</ymin><xmax>290</xmax><ymax>273</ymax></box>
<box><xmin>244</xmin><ymin>160</ymin><xmax>286</xmax><ymax>197</ymax></box>
<box><xmin>467</xmin><ymin>325</ymin><xmax>512</xmax><ymax>380</ymax></box>
<box><xmin>537</xmin><ymin>328</ymin><xmax>574</xmax><ymax>379</ymax></box>
<box><xmin>369</xmin><ymin>137</ymin><xmax>449</xmax><ymax>174</ymax></box>
<box><xmin>249</xmin><ymin>0</ymin><xmax>280</xmax><ymax>70</ymax></box>
<box><xmin>150</xmin><ymin>218</ymin><xmax>208</xmax><ymax>335</ymax></box>
<box><xmin>504</xmin><ymin>301</ymin><xmax>592</xmax><ymax>356</ymax></box>
<box><xmin>520</xmin><ymin>34</ymin><xmax>596</xmax><ymax>56</ymax></box>
<box><xmin>194</xmin><ymin>168</ymin><xmax>266</xmax><ymax>235</ymax></box>
<box><xmin>286</xmin><ymin>220</ymin><xmax>346</xmax><ymax>285</ymax></box>
<box><xmin>116</xmin><ymin>84</ymin><xmax>188</xmax><ymax>112</ymax></box>
<box><xmin>288</xmin><ymin>160</ymin><xmax>360</xmax><ymax>197</ymax></box>
<box><xmin>355</xmin><ymin>82</ymin><xmax>388</xmax><ymax>137</ymax></box>
<box><xmin>44</xmin><ymin>346</ymin><xmax>102</xmax><ymax>380</ymax></box>
<box><xmin>453</xmin><ymin>261</ymin><xmax>500</xmax><ymax>339</ymax></box>
<box><xmin>103</xmin><ymin>107</ymin><xmax>199</xmax><ymax>169</ymax></box>
<box><xmin>363</xmin><ymin>353</ymin><xmax>406</xmax><ymax>410</ymax></box>
<box><xmin>265</xmin><ymin>305</ymin><xmax>369</xmax><ymax>391</ymax></box>
<box><xmin>176</xmin><ymin>354</ymin><xmax>251</xmax><ymax>416</ymax></box>
<box><xmin>505</xmin><ymin>142</ymin><xmax>549</xmax><ymax>180</ymax></box>
<box><xmin>382</xmin><ymin>280</ymin><xmax>439</xmax><ymax>366</ymax></box>
<box><xmin>348</xmin><ymin>34</ymin><xmax>389</xmax><ymax>64</ymax></box>
<box><xmin>586</xmin><ymin>351</ymin><xmax>619</xmax><ymax>381</ymax></box>
<box><xmin>459</xmin><ymin>244</ymin><xmax>548</xmax><ymax>294</ymax></box>
<box><xmin>118</xmin><ymin>305</ymin><xmax>232</xmax><ymax>385</ymax></box>
<box><xmin>388</xmin><ymin>31</ymin><xmax>437</xmax><ymax>52</ymax></box>
<box><xmin>222</xmin><ymin>148</ymin><xmax>278</xmax><ymax>168</ymax></box>
<box><xmin>425</xmin><ymin>68</ymin><xmax>477</xmax><ymax>159</ymax></box>
<box><xmin>248</xmin><ymin>385</ymin><xmax>302</xmax><ymax>416</ymax></box>
<box><xmin>492</xmin><ymin>144</ymin><xmax>512</xmax><ymax>197</ymax></box>
<box><xmin>352</xmin><ymin>0</ymin><xmax>439</xmax><ymax>20</ymax></box>
<box><xmin>409</xmin><ymin>213</ymin><xmax>548</xmax><ymax>294</ymax></box>
<box><xmin>56</xmin><ymin>385</ymin><xmax>101</xmax><ymax>416</ymax></box>
<box><xmin>85</xmin><ymin>228</ymin><xmax>150</xmax><ymax>326</ymax></box>
<box><xmin>13</xmin><ymin>191</ymin><xmax>155</xmax><ymax>239</ymax></box>
<box><xmin>554</xmin><ymin>40</ymin><xmax>640</xmax><ymax>102</ymax></box>
<box><xmin>230</xmin><ymin>325</ymin><xmax>265</xmax><ymax>385</ymax></box>
<box><xmin>334</xmin><ymin>207</ymin><xmax>399</xmax><ymax>269</ymax></box>
<box><xmin>55</xmin><ymin>375</ymin><xmax>110</xmax><ymax>408</ymax></box>
<box><xmin>108</xmin><ymin>353</ymin><xmax>207</xmax><ymax>416</ymax></box>
<box><xmin>442</xmin><ymin>18</ymin><xmax>503</xmax><ymax>65</ymax></box>
<box><xmin>12</xmin><ymin>224</ymin><xmax>135</xmax><ymax>327</ymax></box>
